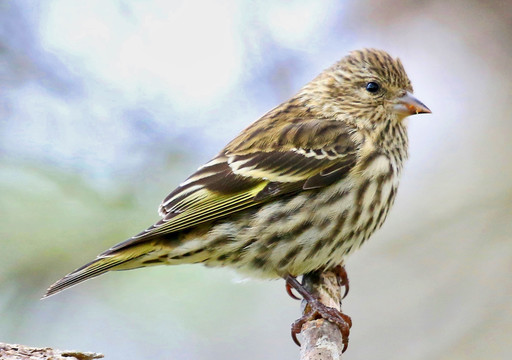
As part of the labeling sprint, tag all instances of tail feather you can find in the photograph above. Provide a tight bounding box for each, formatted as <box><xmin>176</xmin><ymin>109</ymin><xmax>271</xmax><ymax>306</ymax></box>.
<box><xmin>43</xmin><ymin>244</ymin><xmax>154</xmax><ymax>299</ymax></box>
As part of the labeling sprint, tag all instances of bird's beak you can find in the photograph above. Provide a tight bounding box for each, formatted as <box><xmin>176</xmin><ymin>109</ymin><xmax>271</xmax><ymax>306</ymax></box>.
<box><xmin>393</xmin><ymin>92</ymin><xmax>431</xmax><ymax>117</ymax></box>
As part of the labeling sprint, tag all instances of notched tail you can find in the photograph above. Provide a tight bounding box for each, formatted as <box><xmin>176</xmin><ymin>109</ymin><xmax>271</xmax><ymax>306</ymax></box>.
<box><xmin>42</xmin><ymin>243</ymin><xmax>155</xmax><ymax>299</ymax></box>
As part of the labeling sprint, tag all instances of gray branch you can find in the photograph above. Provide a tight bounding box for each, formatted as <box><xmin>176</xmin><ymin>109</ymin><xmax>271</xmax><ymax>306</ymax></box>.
<box><xmin>298</xmin><ymin>270</ymin><xmax>345</xmax><ymax>360</ymax></box>
<box><xmin>0</xmin><ymin>343</ymin><xmax>104</xmax><ymax>360</ymax></box>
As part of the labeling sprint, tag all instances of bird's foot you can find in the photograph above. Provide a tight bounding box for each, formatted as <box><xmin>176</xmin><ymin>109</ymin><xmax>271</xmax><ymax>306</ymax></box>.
<box><xmin>285</xmin><ymin>274</ymin><xmax>352</xmax><ymax>352</ymax></box>
<box><xmin>291</xmin><ymin>298</ymin><xmax>352</xmax><ymax>352</ymax></box>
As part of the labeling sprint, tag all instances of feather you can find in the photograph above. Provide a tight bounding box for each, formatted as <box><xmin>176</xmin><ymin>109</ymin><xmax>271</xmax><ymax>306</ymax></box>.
<box><xmin>104</xmin><ymin>120</ymin><xmax>360</xmax><ymax>253</ymax></box>
<box><xmin>44</xmin><ymin>243</ymin><xmax>157</xmax><ymax>298</ymax></box>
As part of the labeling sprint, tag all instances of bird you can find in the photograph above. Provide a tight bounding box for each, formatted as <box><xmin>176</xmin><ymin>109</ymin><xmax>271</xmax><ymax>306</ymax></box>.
<box><xmin>44</xmin><ymin>48</ymin><xmax>430</xmax><ymax>350</ymax></box>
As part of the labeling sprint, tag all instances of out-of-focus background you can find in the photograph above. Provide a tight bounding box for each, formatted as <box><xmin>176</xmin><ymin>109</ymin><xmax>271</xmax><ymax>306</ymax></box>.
<box><xmin>1</xmin><ymin>0</ymin><xmax>511</xmax><ymax>359</ymax></box>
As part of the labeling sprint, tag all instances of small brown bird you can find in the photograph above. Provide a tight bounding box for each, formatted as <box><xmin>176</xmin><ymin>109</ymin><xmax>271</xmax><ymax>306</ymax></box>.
<box><xmin>45</xmin><ymin>49</ymin><xmax>430</xmax><ymax>350</ymax></box>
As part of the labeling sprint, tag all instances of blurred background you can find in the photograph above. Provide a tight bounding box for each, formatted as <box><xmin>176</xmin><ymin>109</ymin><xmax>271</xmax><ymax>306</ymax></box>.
<box><xmin>1</xmin><ymin>0</ymin><xmax>511</xmax><ymax>359</ymax></box>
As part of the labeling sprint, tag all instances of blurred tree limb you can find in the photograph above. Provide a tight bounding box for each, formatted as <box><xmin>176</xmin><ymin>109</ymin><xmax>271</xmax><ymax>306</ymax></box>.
<box><xmin>0</xmin><ymin>343</ymin><xmax>103</xmax><ymax>360</ymax></box>
<box><xmin>298</xmin><ymin>270</ymin><xmax>346</xmax><ymax>360</ymax></box>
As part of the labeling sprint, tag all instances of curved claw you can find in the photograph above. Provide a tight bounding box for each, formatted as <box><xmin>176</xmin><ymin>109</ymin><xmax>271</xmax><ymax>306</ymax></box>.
<box><xmin>334</xmin><ymin>265</ymin><xmax>350</xmax><ymax>299</ymax></box>
<box><xmin>342</xmin><ymin>337</ymin><xmax>348</xmax><ymax>353</ymax></box>
<box><xmin>286</xmin><ymin>282</ymin><xmax>301</xmax><ymax>300</ymax></box>
<box><xmin>342</xmin><ymin>283</ymin><xmax>349</xmax><ymax>299</ymax></box>
<box><xmin>339</xmin><ymin>311</ymin><xmax>352</xmax><ymax>328</ymax></box>
<box><xmin>291</xmin><ymin>326</ymin><xmax>302</xmax><ymax>346</ymax></box>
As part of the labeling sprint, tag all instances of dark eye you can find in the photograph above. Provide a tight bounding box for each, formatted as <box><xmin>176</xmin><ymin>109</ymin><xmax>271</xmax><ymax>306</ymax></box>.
<box><xmin>365</xmin><ymin>82</ymin><xmax>380</xmax><ymax>93</ymax></box>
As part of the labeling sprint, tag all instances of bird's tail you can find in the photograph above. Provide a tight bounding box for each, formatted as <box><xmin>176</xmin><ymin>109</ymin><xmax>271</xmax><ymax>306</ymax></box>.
<box><xmin>43</xmin><ymin>242</ymin><xmax>161</xmax><ymax>299</ymax></box>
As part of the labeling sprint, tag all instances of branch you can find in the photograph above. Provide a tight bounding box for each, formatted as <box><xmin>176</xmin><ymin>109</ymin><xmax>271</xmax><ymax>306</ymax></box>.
<box><xmin>0</xmin><ymin>343</ymin><xmax>104</xmax><ymax>360</ymax></box>
<box><xmin>299</xmin><ymin>270</ymin><xmax>345</xmax><ymax>360</ymax></box>
<box><xmin>2</xmin><ymin>276</ymin><xmax>345</xmax><ymax>360</ymax></box>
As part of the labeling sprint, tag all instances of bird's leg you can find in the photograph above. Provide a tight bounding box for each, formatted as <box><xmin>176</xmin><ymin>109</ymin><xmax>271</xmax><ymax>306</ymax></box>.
<box><xmin>334</xmin><ymin>264</ymin><xmax>350</xmax><ymax>299</ymax></box>
<box><xmin>285</xmin><ymin>264</ymin><xmax>349</xmax><ymax>300</ymax></box>
<box><xmin>285</xmin><ymin>274</ymin><xmax>352</xmax><ymax>352</ymax></box>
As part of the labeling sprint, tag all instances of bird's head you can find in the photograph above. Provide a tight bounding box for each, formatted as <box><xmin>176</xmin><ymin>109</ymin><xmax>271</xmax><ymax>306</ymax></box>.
<box><xmin>305</xmin><ymin>48</ymin><xmax>430</xmax><ymax>127</ymax></box>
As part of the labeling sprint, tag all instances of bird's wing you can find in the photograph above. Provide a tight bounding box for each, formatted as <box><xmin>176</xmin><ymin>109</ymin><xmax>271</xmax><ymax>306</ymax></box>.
<box><xmin>106</xmin><ymin>119</ymin><xmax>359</xmax><ymax>252</ymax></box>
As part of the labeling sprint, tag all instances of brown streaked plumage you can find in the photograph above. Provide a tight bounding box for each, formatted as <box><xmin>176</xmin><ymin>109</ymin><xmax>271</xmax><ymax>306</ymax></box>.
<box><xmin>44</xmin><ymin>48</ymin><xmax>430</xmax><ymax>351</ymax></box>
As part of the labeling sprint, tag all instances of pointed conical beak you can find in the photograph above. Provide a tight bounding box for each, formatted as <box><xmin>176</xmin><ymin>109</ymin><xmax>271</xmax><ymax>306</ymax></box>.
<box><xmin>394</xmin><ymin>92</ymin><xmax>431</xmax><ymax>116</ymax></box>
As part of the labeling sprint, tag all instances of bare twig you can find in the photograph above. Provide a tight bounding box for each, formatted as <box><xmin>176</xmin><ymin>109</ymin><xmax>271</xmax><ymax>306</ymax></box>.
<box><xmin>298</xmin><ymin>270</ymin><xmax>345</xmax><ymax>360</ymax></box>
<box><xmin>0</xmin><ymin>343</ymin><xmax>104</xmax><ymax>360</ymax></box>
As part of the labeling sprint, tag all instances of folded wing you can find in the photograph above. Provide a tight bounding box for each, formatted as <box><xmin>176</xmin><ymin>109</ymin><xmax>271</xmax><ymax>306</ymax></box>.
<box><xmin>106</xmin><ymin>119</ymin><xmax>360</xmax><ymax>253</ymax></box>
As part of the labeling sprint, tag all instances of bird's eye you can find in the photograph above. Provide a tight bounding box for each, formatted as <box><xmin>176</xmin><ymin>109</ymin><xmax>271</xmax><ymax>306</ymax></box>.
<box><xmin>365</xmin><ymin>82</ymin><xmax>380</xmax><ymax>93</ymax></box>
